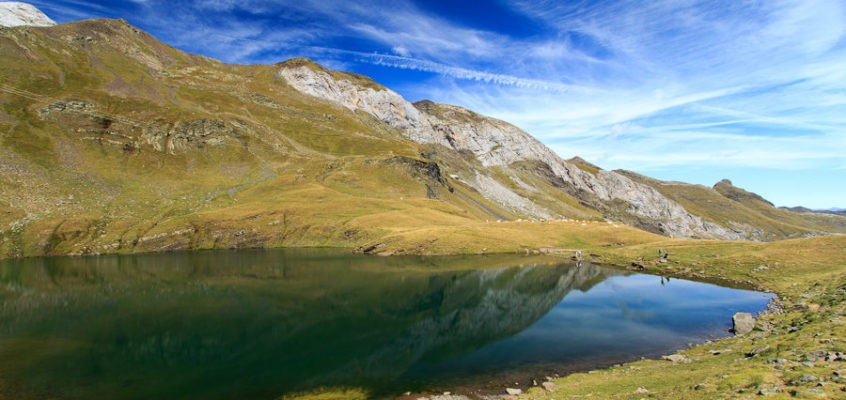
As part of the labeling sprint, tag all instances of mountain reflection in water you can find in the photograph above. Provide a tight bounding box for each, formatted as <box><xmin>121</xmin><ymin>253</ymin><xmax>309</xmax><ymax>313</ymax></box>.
<box><xmin>0</xmin><ymin>249</ymin><xmax>771</xmax><ymax>399</ymax></box>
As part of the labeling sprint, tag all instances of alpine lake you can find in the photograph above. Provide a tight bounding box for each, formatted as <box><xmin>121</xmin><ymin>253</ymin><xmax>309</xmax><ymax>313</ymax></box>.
<box><xmin>0</xmin><ymin>249</ymin><xmax>773</xmax><ymax>399</ymax></box>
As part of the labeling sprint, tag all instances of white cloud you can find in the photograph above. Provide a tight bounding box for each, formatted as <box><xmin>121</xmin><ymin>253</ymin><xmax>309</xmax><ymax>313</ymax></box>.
<box><xmin>391</xmin><ymin>45</ymin><xmax>410</xmax><ymax>57</ymax></box>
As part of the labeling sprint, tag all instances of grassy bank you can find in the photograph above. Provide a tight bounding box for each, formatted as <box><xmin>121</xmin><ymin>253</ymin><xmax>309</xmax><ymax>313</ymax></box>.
<box><xmin>518</xmin><ymin>235</ymin><xmax>846</xmax><ymax>400</ymax></box>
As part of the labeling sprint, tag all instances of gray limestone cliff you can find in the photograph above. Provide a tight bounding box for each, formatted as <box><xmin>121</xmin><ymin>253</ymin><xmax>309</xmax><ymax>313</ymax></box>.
<box><xmin>0</xmin><ymin>2</ymin><xmax>55</xmax><ymax>27</ymax></box>
<box><xmin>278</xmin><ymin>61</ymin><xmax>748</xmax><ymax>240</ymax></box>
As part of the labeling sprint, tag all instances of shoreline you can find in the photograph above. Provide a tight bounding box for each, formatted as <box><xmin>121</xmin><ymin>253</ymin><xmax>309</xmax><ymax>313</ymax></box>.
<box><xmin>391</xmin><ymin>257</ymin><xmax>781</xmax><ymax>400</ymax></box>
<box><xmin>2</xmin><ymin>237</ymin><xmax>843</xmax><ymax>399</ymax></box>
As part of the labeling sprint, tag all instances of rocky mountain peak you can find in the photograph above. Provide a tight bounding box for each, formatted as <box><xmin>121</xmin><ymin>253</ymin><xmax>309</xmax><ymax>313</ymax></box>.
<box><xmin>715</xmin><ymin>178</ymin><xmax>734</xmax><ymax>187</ymax></box>
<box><xmin>0</xmin><ymin>2</ymin><xmax>54</xmax><ymax>27</ymax></box>
<box><xmin>714</xmin><ymin>178</ymin><xmax>774</xmax><ymax>206</ymax></box>
<box><xmin>276</xmin><ymin>59</ymin><xmax>752</xmax><ymax>239</ymax></box>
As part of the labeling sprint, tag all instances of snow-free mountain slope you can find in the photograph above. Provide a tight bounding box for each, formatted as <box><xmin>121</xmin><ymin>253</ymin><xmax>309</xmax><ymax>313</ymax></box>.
<box><xmin>1</xmin><ymin>15</ymin><xmax>844</xmax><ymax>258</ymax></box>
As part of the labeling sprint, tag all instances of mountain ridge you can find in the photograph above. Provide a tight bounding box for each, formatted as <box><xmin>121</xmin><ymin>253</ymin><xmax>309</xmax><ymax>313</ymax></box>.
<box><xmin>1</xmin><ymin>15</ymin><xmax>844</xmax><ymax>258</ymax></box>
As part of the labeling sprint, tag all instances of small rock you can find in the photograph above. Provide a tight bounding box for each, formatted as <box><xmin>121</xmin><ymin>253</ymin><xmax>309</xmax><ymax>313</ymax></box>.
<box><xmin>505</xmin><ymin>388</ymin><xmax>522</xmax><ymax>395</ymax></box>
<box><xmin>747</xmin><ymin>345</ymin><xmax>770</xmax><ymax>357</ymax></box>
<box><xmin>662</xmin><ymin>354</ymin><xmax>690</xmax><ymax>363</ymax></box>
<box><xmin>800</xmin><ymin>374</ymin><xmax>818</xmax><ymax>383</ymax></box>
<box><xmin>799</xmin><ymin>388</ymin><xmax>826</xmax><ymax>396</ymax></box>
<box><xmin>430</xmin><ymin>395</ymin><xmax>471</xmax><ymax>400</ymax></box>
<box><xmin>733</xmin><ymin>312</ymin><xmax>755</xmax><ymax>335</ymax></box>
<box><xmin>710</xmin><ymin>349</ymin><xmax>732</xmax><ymax>355</ymax></box>
<box><xmin>807</xmin><ymin>350</ymin><xmax>827</xmax><ymax>361</ymax></box>
<box><xmin>541</xmin><ymin>382</ymin><xmax>554</xmax><ymax>392</ymax></box>
<box><xmin>635</xmin><ymin>386</ymin><xmax>649</xmax><ymax>394</ymax></box>
<box><xmin>758</xmin><ymin>386</ymin><xmax>782</xmax><ymax>396</ymax></box>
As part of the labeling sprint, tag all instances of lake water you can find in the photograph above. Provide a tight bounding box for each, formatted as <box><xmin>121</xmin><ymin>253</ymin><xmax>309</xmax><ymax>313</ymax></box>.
<box><xmin>0</xmin><ymin>249</ymin><xmax>772</xmax><ymax>399</ymax></box>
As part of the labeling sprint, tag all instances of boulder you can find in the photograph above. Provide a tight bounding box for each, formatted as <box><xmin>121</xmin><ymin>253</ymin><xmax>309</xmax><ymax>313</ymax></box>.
<box><xmin>747</xmin><ymin>345</ymin><xmax>770</xmax><ymax>357</ymax></box>
<box><xmin>732</xmin><ymin>312</ymin><xmax>755</xmax><ymax>335</ymax></box>
<box><xmin>662</xmin><ymin>354</ymin><xmax>690</xmax><ymax>363</ymax></box>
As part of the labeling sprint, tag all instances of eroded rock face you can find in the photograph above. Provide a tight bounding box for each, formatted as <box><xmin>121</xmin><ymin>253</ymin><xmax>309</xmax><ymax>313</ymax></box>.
<box><xmin>142</xmin><ymin>119</ymin><xmax>236</xmax><ymax>154</ymax></box>
<box><xmin>39</xmin><ymin>101</ymin><xmax>236</xmax><ymax>154</ymax></box>
<box><xmin>0</xmin><ymin>2</ymin><xmax>56</xmax><ymax>27</ymax></box>
<box><xmin>277</xmin><ymin>65</ymin><xmax>430</xmax><ymax>133</ymax></box>
<box><xmin>277</xmin><ymin>62</ymin><xmax>748</xmax><ymax>239</ymax></box>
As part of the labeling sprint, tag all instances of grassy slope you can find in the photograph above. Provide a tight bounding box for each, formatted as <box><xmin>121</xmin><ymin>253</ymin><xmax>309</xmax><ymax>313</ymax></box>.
<box><xmin>0</xmin><ymin>20</ymin><xmax>521</xmax><ymax>258</ymax></box>
<box><xmin>619</xmin><ymin>171</ymin><xmax>846</xmax><ymax>240</ymax></box>
<box><xmin>3</xmin><ymin>20</ymin><xmax>844</xmax><ymax>261</ymax></box>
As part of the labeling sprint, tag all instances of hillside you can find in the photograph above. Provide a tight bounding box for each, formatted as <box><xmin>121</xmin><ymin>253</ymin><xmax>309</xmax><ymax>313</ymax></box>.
<box><xmin>1</xmin><ymin>17</ymin><xmax>845</xmax><ymax>259</ymax></box>
<box><xmin>618</xmin><ymin>173</ymin><xmax>846</xmax><ymax>241</ymax></box>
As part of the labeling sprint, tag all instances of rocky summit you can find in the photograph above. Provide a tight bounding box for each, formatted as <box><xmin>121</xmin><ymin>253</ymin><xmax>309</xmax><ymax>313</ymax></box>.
<box><xmin>1</xmin><ymin>15</ymin><xmax>845</xmax><ymax>258</ymax></box>
<box><xmin>0</xmin><ymin>1</ymin><xmax>55</xmax><ymax>27</ymax></box>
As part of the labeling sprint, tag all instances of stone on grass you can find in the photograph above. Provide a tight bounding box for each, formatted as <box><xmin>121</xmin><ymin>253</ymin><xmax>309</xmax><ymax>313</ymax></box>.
<box><xmin>747</xmin><ymin>345</ymin><xmax>770</xmax><ymax>357</ymax></box>
<box><xmin>758</xmin><ymin>386</ymin><xmax>782</xmax><ymax>396</ymax></box>
<box><xmin>662</xmin><ymin>354</ymin><xmax>690</xmax><ymax>363</ymax></box>
<box><xmin>733</xmin><ymin>312</ymin><xmax>755</xmax><ymax>335</ymax></box>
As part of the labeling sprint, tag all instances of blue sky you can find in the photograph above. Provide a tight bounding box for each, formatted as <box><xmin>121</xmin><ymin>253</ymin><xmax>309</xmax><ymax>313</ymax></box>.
<box><xmin>30</xmin><ymin>0</ymin><xmax>846</xmax><ymax>208</ymax></box>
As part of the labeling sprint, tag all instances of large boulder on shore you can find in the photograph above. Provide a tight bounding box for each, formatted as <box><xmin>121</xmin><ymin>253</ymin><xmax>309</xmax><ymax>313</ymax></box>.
<box><xmin>733</xmin><ymin>312</ymin><xmax>755</xmax><ymax>335</ymax></box>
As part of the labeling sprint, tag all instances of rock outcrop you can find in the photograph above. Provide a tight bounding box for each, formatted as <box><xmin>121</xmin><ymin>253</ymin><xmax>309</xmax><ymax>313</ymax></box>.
<box><xmin>278</xmin><ymin>61</ymin><xmax>748</xmax><ymax>240</ymax></box>
<box><xmin>0</xmin><ymin>2</ymin><xmax>55</xmax><ymax>27</ymax></box>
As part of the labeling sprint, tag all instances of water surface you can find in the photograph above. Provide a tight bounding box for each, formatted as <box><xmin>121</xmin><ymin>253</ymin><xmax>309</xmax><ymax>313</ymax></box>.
<box><xmin>0</xmin><ymin>249</ymin><xmax>772</xmax><ymax>399</ymax></box>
